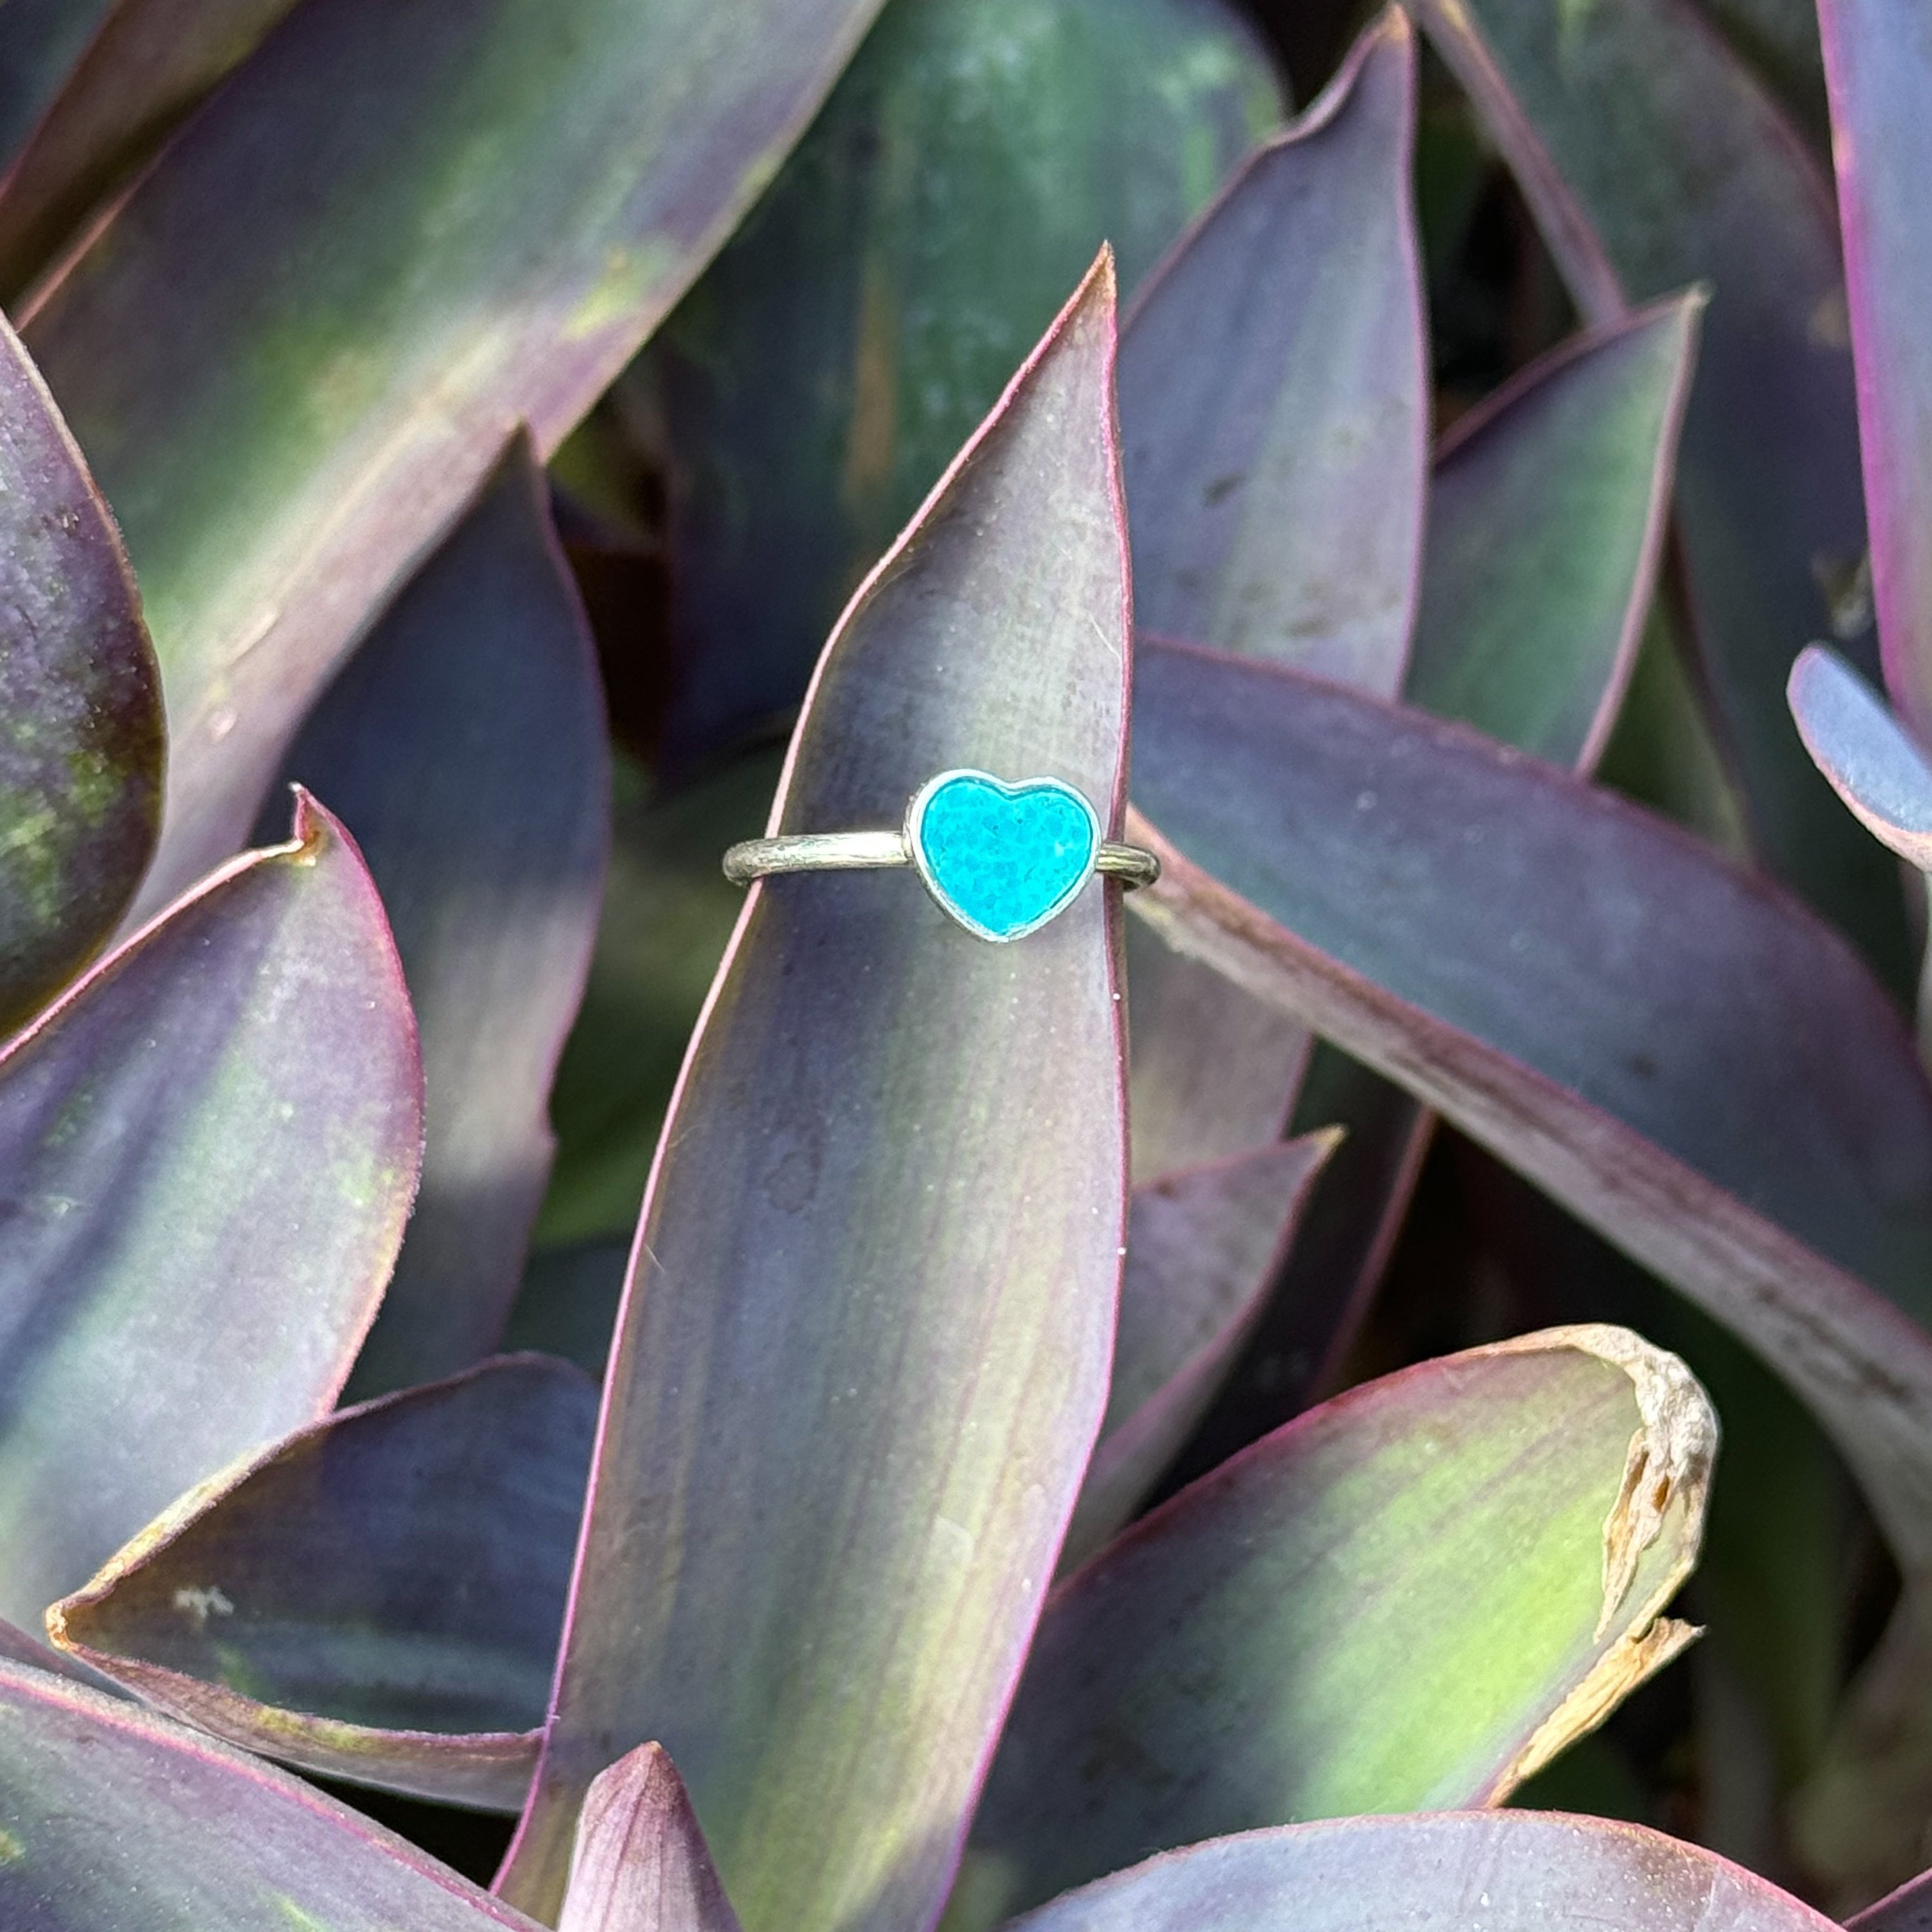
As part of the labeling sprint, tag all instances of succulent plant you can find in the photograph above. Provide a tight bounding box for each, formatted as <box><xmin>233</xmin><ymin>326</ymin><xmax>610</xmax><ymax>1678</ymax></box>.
<box><xmin>1</xmin><ymin>0</ymin><xmax>1932</xmax><ymax>1928</ymax></box>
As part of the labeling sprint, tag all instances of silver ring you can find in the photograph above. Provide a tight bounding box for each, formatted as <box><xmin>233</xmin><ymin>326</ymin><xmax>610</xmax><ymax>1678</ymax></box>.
<box><xmin>723</xmin><ymin>769</ymin><xmax>1158</xmax><ymax>944</ymax></box>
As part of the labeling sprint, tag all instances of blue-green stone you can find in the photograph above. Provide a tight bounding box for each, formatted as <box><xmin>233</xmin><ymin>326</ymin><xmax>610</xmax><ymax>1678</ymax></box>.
<box><xmin>912</xmin><ymin>772</ymin><xmax>1098</xmax><ymax>942</ymax></box>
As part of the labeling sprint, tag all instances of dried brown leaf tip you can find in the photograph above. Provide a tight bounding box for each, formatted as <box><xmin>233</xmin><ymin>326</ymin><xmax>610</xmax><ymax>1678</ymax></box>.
<box><xmin>1483</xmin><ymin>1323</ymin><xmax>1715</xmax><ymax>1635</ymax></box>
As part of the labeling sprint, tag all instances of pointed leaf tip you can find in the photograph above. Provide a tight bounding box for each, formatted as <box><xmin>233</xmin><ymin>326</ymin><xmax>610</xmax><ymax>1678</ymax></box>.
<box><xmin>1121</xmin><ymin>3</ymin><xmax>1422</xmax><ymax>689</ymax></box>
<box><xmin>560</xmin><ymin>1745</ymin><xmax>744</xmax><ymax>1932</ymax></box>
<box><xmin>502</xmin><ymin>261</ymin><xmax>1130</xmax><ymax>1932</ymax></box>
<box><xmin>0</xmin><ymin>782</ymin><xmax>423</xmax><ymax>1627</ymax></box>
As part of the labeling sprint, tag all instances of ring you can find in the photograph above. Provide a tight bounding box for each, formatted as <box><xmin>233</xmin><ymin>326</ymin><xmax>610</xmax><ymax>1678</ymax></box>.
<box><xmin>723</xmin><ymin>768</ymin><xmax>1160</xmax><ymax>944</ymax></box>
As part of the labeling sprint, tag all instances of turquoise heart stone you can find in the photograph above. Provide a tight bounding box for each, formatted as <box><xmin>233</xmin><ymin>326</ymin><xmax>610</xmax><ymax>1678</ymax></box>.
<box><xmin>908</xmin><ymin>770</ymin><xmax>1100</xmax><ymax>942</ymax></box>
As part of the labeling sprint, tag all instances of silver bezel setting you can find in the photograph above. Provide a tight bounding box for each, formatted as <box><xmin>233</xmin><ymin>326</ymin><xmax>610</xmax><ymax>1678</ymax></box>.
<box><xmin>903</xmin><ymin>768</ymin><xmax>1102</xmax><ymax>944</ymax></box>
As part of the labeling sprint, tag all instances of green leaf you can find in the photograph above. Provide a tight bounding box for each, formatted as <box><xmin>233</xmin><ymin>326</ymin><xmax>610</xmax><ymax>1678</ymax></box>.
<box><xmin>0</xmin><ymin>0</ymin><xmax>300</xmax><ymax>300</ymax></box>
<box><xmin>22</xmin><ymin>0</ymin><xmax>889</xmax><ymax>914</ymax></box>
<box><xmin>1061</xmin><ymin>1132</ymin><xmax>1337</xmax><ymax>1571</ymax></box>
<box><xmin>0</xmin><ymin>1660</ymin><xmax>547</xmax><ymax>1929</ymax></box>
<box><xmin>0</xmin><ymin>305</ymin><xmax>159</xmax><ymax>1037</ymax></box>
<box><xmin>272</xmin><ymin>436</ymin><xmax>608</xmax><ymax>1395</ymax></box>
<box><xmin>0</xmin><ymin>792</ymin><xmax>421</xmax><ymax>1631</ymax></box>
<box><xmin>947</xmin><ymin>1326</ymin><xmax>1711</xmax><ymax>1929</ymax></box>
<box><xmin>1409</xmin><ymin>292</ymin><xmax>1705</xmax><ymax>769</ymax></box>
<box><xmin>1128</xmin><ymin>641</ymin><xmax>1932</xmax><ymax>1586</ymax></box>
<box><xmin>498</xmin><ymin>257</ymin><xmax>1131</xmax><ymax>1932</ymax></box>
<box><xmin>638</xmin><ymin>0</ymin><xmax>1283</xmax><ymax>770</ymax></box>
<box><xmin>1815</xmin><ymin>0</ymin><xmax>1932</xmax><ymax>744</ymax></box>
<box><xmin>47</xmin><ymin>1354</ymin><xmax>594</xmax><ymax>1811</ymax></box>
<box><xmin>537</xmin><ymin>749</ymin><xmax>779</xmax><ymax>1248</ymax></box>
<box><xmin>558</xmin><ymin>1745</ymin><xmax>744</xmax><ymax>1932</ymax></box>
<box><xmin>999</xmin><ymin>1812</ymin><xmax>1834</xmax><ymax>1932</ymax></box>
<box><xmin>1411</xmin><ymin>0</ymin><xmax>1906</xmax><ymax>979</ymax></box>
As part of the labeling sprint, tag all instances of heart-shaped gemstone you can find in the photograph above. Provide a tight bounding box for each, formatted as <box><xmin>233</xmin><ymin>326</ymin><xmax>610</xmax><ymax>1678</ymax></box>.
<box><xmin>907</xmin><ymin>770</ymin><xmax>1101</xmax><ymax>942</ymax></box>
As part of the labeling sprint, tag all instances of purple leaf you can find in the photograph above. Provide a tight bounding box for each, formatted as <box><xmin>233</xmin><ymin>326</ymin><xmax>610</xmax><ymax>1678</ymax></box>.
<box><xmin>0</xmin><ymin>790</ymin><xmax>422</xmax><ymax>1631</ymax></box>
<box><xmin>1000</xmin><ymin>1812</ymin><xmax>1834</xmax><ymax>1932</ymax></box>
<box><xmin>0</xmin><ymin>1660</ymin><xmax>549</xmax><ymax>1929</ymax></box>
<box><xmin>21</xmin><ymin>0</ymin><xmax>887</xmax><ymax>916</ymax></box>
<box><xmin>1788</xmin><ymin>645</ymin><xmax>1932</xmax><ymax>870</ymax></box>
<box><xmin>1061</xmin><ymin>1133</ymin><xmax>1337</xmax><ymax>1571</ymax></box>
<box><xmin>272</xmin><ymin>436</ymin><xmax>608</xmax><ymax>1393</ymax></box>
<box><xmin>498</xmin><ymin>257</ymin><xmax>1131</xmax><ymax>1932</ymax></box>
<box><xmin>47</xmin><ymin>1354</ymin><xmax>595</xmax><ymax>1811</ymax></box>
<box><xmin>1411</xmin><ymin>0</ymin><xmax>1901</xmax><ymax>968</ymax></box>
<box><xmin>951</xmin><ymin>1327</ymin><xmax>1711</xmax><ymax>1928</ymax></box>
<box><xmin>1209</xmin><ymin>291</ymin><xmax>1708</xmax><ymax>1441</ymax></box>
<box><xmin>1136</xmin><ymin>292</ymin><xmax>1705</xmax><ymax>1459</ymax></box>
<box><xmin>1127</xmin><ymin>640</ymin><xmax>1932</xmax><ymax>1584</ymax></box>
<box><xmin>0</xmin><ymin>0</ymin><xmax>299</xmax><ymax>298</ymax></box>
<box><xmin>558</xmin><ymin>1745</ymin><xmax>744</xmax><ymax>1932</ymax></box>
<box><xmin>1852</xmin><ymin>1867</ymin><xmax>1932</xmax><ymax>1931</ymax></box>
<box><xmin>1121</xmin><ymin>7</ymin><xmax>1423</xmax><ymax>686</ymax></box>
<box><xmin>1816</xmin><ymin>0</ymin><xmax>1932</xmax><ymax>737</ymax></box>
<box><xmin>1119</xmin><ymin>12</ymin><xmax>1422</xmax><ymax>1179</ymax></box>
<box><xmin>0</xmin><ymin>304</ymin><xmax>159</xmax><ymax>1036</ymax></box>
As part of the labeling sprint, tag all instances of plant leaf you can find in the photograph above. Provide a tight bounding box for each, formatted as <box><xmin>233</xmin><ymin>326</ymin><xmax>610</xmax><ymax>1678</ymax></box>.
<box><xmin>0</xmin><ymin>0</ymin><xmax>112</xmax><ymax>169</ymax></box>
<box><xmin>1127</xmin><ymin>639</ymin><xmax>1932</xmax><ymax>1580</ymax></box>
<box><xmin>1411</xmin><ymin>0</ymin><xmax>1904</xmax><ymax>975</ymax></box>
<box><xmin>272</xmin><ymin>436</ymin><xmax>608</xmax><ymax>1394</ymax></box>
<box><xmin>1852</xmin><ymin>1866</ymin><xmax>1932</xmax><ymax>1929</ymax></box>
<box><xmin>639</xmin><ymin>0</ymin><xmax>1281</xmax><ymax>772</ymax></box>
<box><xmin>539</xmin><ymin>748</ymin><xmax>780</xmax><ymax>1248</ymax></box>
<box><xmin>0</xmin><ymin>1660</ymin><xmax>548</xmax><ymax>1929</ymax></box>
<box><xmin>999</xmin><ymin>1812</ymin><xmax>1834</xmax><ymax>1932</ymax></box>
<box><xmin>1815</xmin><ymin>0</ymin><xmax>1932</xmax><ymax>737</ymax></box>
<box><xmin>1192</xmin><ymin>291</ymin><xmax>1709</xmax><ymax>1441</ymax></box>
<box><xmin>22</xmin><ymin>0</ymin><xmax>888</xmax><ymax>916</ymax></box>
<box><xmin>558</xmin><ymin>1745</ymin><xmax>744</xmax><ymax>1932</ymax></box>
<box><xmin>498</xmin><ymin>257</ymin><xmax>1131</xmax><ymax>1932</ymax></box>
<box><xmin>1125</xmin><ymin>920</ymin><xmax>1309</xmax><ymax>1181</ymax></box>
<box><xmin>1119</xmin><ymin>7</ymin><xmax>1422</xmax><ymax>1179</ymax></box>
<box><xmin>1138</xmin><ymin>289</ymin><xmax>1706</xmax><ymax>1453</ymax></box>
<box><xmin>0</xmin><ymin>790</ymin><xmax>421</xmax><ymax>1631</ymax></box>
<box><xmin>503</xmin><ymin>1239</ymin><xmax>631</xmax><ymax>1379</ymax></box>
<box><xmin>1061</xmin><ymin>1132</ymin><xmax>1336</xmax><ymax>1572</ymax></box>
<box><xmin>0</xmin><ymin>0</ymin><xmax>298</xmax><ymax>300</ymax></box>
<box><xmin>1122</xmin><ymin>7</ymin><xmax>1423</xmax><ymax>684</ymax></box>
<box><xmin>1698</xmin><ymin>0</ymin><xmax>1830</xmax><ymax>142</ymax></box>
<box><xmin>46</xmin><ymin>1353</ymin><xmax>594</xmax><ymax>1811</ymax></box>
<box><xmin>1788</xmin><ymin>645</ymin><xmax>1932</xmax><ymax>870</ymax></box>
<box><xmin>947</xmin><ymin>1326</ymin><xmax>1710</xmax><ymax>1929</ymax></box>
<box><xmin>1409</xmin><ymin>292</ymin><xmax>1704</xmax><ymax>770</ymax></box>
<box><xmin>0</xmin><ymin>304</ymin><xmax>159</xmax><ymax>1037</ymax></box>
<box><xmin>1179</xmin><ymin>1048</ymin><xmax>1436</xmax><ymax>1460</ymax></box>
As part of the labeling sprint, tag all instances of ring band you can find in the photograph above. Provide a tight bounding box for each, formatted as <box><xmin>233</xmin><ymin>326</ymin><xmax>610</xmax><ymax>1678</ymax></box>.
<box><xmin>723</xmin><ymin>769</ymin><xmax>1158</xmax><ymax>944</ymax></box>
<box><xmin>722</xmin><ymin>834</ymin><xmax>1159</xmax><ymax>887</ymax></box>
